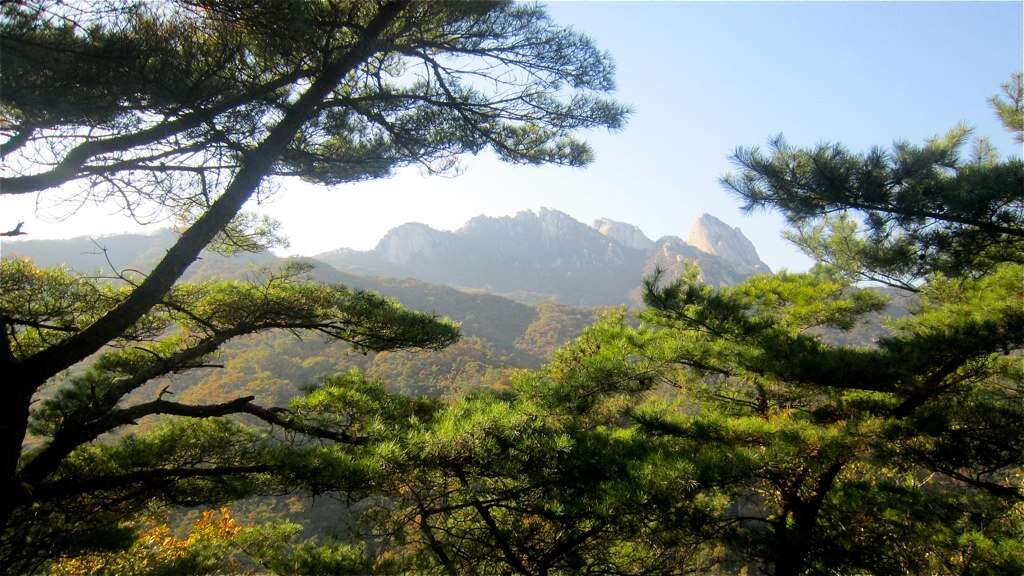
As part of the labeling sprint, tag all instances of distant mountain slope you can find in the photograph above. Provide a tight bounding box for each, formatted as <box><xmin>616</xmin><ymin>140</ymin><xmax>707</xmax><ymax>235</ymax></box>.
<box><xmin>0</xmin><ymin>210</ymin><xmax>773</xmax><ymax>397</ymax></box>
<box><xmin>0</xmin><ymin>229</ymin><xmax>278</xmax><ymax>276</ymax></box>
<box><xmin>2</xmin><ymin>222</ymin><xmax>908</xmax><ymax>401</ymax></box>
<box><xmin>0</xmin><ymin>229</ymin><xmax>182</xmax><ymax>272</ymax></box>
<box><xmin>1</xmin><ymin>229</ymin><xmax>598</xmax><ymax>372</ymax></box>
<box><xmin>316</xmin><ymin>209</ymin><xmax>771</xmax><ymax>306</ymax></box>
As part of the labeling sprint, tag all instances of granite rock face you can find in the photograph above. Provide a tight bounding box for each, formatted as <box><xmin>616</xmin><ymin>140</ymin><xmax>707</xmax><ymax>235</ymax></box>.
<box><xmin>315</xmin><ymin>209</ymin><xmax>771</xmax><ymax>306</ymax></box>
<box><xmin>4</xmin><ymin>209</ymin><xmax>771</xmax><ymax>307</ymax></box>
<box><xmin>377</xmin><ymin>222</ymin><xmax>451</xmax><ymax>265</ymax></box>
<box><xmin>645</xmin><ymin>235</ymin><xmax>752</xmax><ymax>288</ymax></box>
<box><xmin>594</xmin><ymin>218</ymin><xmax>655</xmax><ymax>251</ymax></box>
<box><xmin>687</xmin><ymin>213</ymin><xmax>771</xmax><ymax>276</ymax></box>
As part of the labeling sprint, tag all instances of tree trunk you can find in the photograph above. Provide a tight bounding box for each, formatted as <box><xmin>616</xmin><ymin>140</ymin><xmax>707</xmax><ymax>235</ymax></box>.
<box><xmin>0</xmin><ymin>0</ymin><xmax>410</xmax><ymax>535</ymax></box>
<box><xmin>0</xmin><ymin>374</ymin><xmax>32</xmax><ymax>529</ymax></box>
<box><xmin>771</xmin><ymin>520</ymin><xmax>813</xmax><ymax>576</ymax></box>
<box><xmin>771</xmin><ymin>461</ymin><xmax>846</xmax><ymax>576</ymax></box>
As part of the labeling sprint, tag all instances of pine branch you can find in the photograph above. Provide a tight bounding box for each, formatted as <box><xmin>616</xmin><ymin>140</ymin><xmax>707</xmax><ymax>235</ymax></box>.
<box><xmin>28</xmin><ymin>465</ymin><xmax>271</xmax><ymax>503</ymax></box>
<box><xmin>0</xmin><ymin>68</ymin><xmax>307</xmax><ymax>196</ymax></box>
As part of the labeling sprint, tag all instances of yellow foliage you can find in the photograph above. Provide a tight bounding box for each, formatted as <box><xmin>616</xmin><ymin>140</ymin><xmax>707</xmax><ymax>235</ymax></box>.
<box><xmin>49</xmin><ymin>509</ymin><xmax>242</xmax><ymax>576</ymax></box>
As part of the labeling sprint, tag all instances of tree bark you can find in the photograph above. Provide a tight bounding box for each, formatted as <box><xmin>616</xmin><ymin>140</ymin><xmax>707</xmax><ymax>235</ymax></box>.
<box><xmin>771</xmin><ymin>460</ymin><xmax>845</xmax><ymax>576</ymax></box>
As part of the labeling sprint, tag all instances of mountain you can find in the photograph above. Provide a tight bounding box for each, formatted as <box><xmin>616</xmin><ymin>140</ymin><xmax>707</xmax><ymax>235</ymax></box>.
<box><xmin>3</xmin><ymin>220</ymin><xmax>908</xmax><ymax>438</ymax></box>
<box><xmin>1</xmin><ymin>230</ymin><xmax>599</xmax><ymax>388</ymax></box>
<box><xmin>593</xmin><ymin>218</ymin><xmax>655</xmax><ymax>251</ymax></box>
<box><xmin>0</xmin><ymin>229</ymin><xmax>183</xmax><ymax>272</ymax></box>
<box><xmin>0</xmin><ymin>210</ymin><xmax>774</xmax><ymax>396</ymax></box>
<box><xmin>0</xmin><ymin>229</ymin><xmax>279</xmax><ymax>277</ymax></box>
<box><xmin>2</xmin><ymin>220</ymin><xmax>906</xmax><ymax>543</ymax></box>
<box><xmin>687</xmin><ymin>213</ymin><xmax>771</xmax><ymax>276</ymax></box>
<box><xmin>316</xmin><ymin>209</ymin><xmax>643</xmax><ymax>305</ymax></box>
<box><xmin>316</xmin><ymin>209</ymin><xmax>771</xmax><ymax>306</ymax></box>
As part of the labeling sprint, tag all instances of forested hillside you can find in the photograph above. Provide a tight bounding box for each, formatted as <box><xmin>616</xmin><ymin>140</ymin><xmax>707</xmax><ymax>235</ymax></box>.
<box><xmin>2</xmin><ymin>209</ymin><xmax>777</xmax><ymax>400</ymax></box>
<box><xmin>5</xmin><ymin>222</ymin><xmax>901</xmax><ymax>403</ymax></box>
<box><xmin>1</xmin><ymin>2</ymin><xmax>1020</xmax><ymax>575</ymax></box>
<box><xmin>4</xmin><ymin>230</ymin><xmax>602</xmax><ymax>397</ymax></box>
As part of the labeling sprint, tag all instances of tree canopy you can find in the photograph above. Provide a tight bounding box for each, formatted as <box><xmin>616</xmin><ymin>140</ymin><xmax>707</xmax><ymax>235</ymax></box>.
<box><xmin>1</xmin><ymin>258</ymin><xmax>458</xmax><ymax>571</ymax></box>
<box><xmin>4</xmin><ymin>2</ymin><xmax>1021</xmax><ymax>574</ymax></box>
<box><xmin>721</xmin><ymin>125</ymin><xmax>1023</xmax><ymax>290</ymax></box>
<box><xmin>0</xmin><ymin>0</ymin><xmax>625</xmax><ymax>387</ymax></box>
<box><xmin>284</xmin><ymin>73</ymin><xmax>1020</xmax><ymax>575</ymax></box>
<box><xmin>0</xmin><ymin>1</ymin><xmax>627</xmax><ymax>570</ymax></box>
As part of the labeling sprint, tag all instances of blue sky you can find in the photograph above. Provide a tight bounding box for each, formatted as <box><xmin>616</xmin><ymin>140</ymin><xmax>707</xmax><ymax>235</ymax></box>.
<box><xmin>4</xmin><ymin>1</ymin><xmax>1022</xmax><ymax>271</ymax></box>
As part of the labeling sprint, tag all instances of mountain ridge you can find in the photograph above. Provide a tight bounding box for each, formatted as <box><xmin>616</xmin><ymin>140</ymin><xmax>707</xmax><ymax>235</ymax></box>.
<box><xmin>1</xmin><ymin>216</ymin><xmax>905</xmax><ymax>398</ymax></box>
<box><xmin>1</xmin><ymin>209</ymin><xmax>772</xmax><ymax>308</ymax></box>
<box><xmin>315</xmin><ymin>209</ymin><xmax>770</xmax><ymax>305</ymax></box>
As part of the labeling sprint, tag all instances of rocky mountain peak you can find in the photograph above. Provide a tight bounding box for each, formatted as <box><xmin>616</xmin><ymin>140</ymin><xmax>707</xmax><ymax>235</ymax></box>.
<box><xmin>593</xmin><ymin>218</ymin><xmax>654</xmax><ymax>251</ymax></box>
<box><xmin>458</xmin><ymin>208</ymin><xmax>593</xmax><ymax>241</ymax></box>
<box><xmin>376</xmin><ymin>222</ymin><xmax>446</xmax><ymax>265</ymax></box>
<box><xmin>537</xmin><ymin>207</ymin><xmax>573</xmax><ymax>222</ymax></box>
<box><xmin>315</xmin><ymin>209</ymin><xmax>771</xmax><ymax>306</ymax></box>
<box><xmin>687</xmin><ymin>213</ymin><xmax>769</xmax><ymax>275</ymax></box>
<box><xmin>537</xmin><ymin>207</ymin><xmax>586</xmax><ymax>236</ymax></box>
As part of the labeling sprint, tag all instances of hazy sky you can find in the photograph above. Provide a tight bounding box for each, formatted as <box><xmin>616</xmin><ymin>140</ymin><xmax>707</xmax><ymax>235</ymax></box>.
<box><xmin>3</xmin><ymin>1</ymin><xmax>1022</xmax><ymax>272</ymax></box>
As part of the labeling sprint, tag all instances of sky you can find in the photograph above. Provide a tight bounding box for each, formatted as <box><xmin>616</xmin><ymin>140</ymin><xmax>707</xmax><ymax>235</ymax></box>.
<box><xmin>3</xmin><ymin>1</ymin><xmax>1022</xmax><ymax>272</ymax></box>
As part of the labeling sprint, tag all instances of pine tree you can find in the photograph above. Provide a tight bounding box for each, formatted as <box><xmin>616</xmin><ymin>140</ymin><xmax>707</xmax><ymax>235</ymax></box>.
<box><xmin>634</xmin><ymin>262</ymin><xmax>1022</xmax><ymax>574</ymax></box>
<box><xmin>989</xmin><ymin>72</ymin><xmax>1024</xmax><ymax>142</ymax></box>
<box><xmin>430</xmin><ymin>75</ymin><xmax>1024</xmax><ymax>575</ymax></box>
<box><xmin>0</xmin><ymin>0</ymin><xmax>626</xmax><ymax>565</ymax></box>
<box><xmin>0</xmin><ymin>1</ymin><xmax>626</xmax><ymax>563</ymax></box>
<box><xmin>258</xmin><ymin>313</ymin><xmax>724</xmax><ymax>575</ymax></box>
<box><xmin>612</xmin><ymin>77</ymin><xmax>1024</xmax><ymax>574</ymax></box>
<box><xmin>0</xmin><ymin>259</ymin><xmax>458</xmax><ymax>571</ymax></box>
<box><xmin>253</xmin><ymin>75</ymin><xmax>1023</xmax><ymax>576</ymax></box>
<box><xmin>720</xmin><ymin>120</ymin><xmax>1022</xmax><ymax>290</ymax></box>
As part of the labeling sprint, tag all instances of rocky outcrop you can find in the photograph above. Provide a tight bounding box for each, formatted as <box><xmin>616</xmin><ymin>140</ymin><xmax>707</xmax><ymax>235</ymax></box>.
<box><xmin>594</xmin><ymin>218</ymin><xmax>655</xmax><ymax>251</ymax></box>
<box><xmin>687</xmin><ymin>213</ymin><xmax>771</xmax><ymax>276</ymax></box>
<box><xmin>315</xmin><ymin>209</ymin><xmax>770</xmax><ymax>306</ymax></box>
<box><xmin>377</xmin><ymin>222</ymin><xmax>450</xmax><ymax>265</ymax></box>
<box><xmin>645</xmin><ymin>236</ymin><xmax>752</xmax><ymax>288</ymax></box>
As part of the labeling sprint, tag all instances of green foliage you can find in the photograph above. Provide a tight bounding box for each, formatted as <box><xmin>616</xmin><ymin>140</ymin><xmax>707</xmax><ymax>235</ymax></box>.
<box><xmin>2</xmin><ymin>0</ymin><xmax>628</xmax><ymax>242</ymax></box>
<box><xmin>0</xmin><ymin>258</ymin><xmax>132</xmax><ymax>358</ymax></box>
<box><xmin>212</xmin><ymin>70</ymin><xmax>1024</xmax><ymax>576</ymax></box>
<box><xmin>240</xmin><ymin>525</ymin><xmax>381</xmax><ymax>576</ymax></box>
<box><xmin>517</xmin><ymin>310</ymin><xmax>657</xmax><ymax>417</ymax></box>
<box><xmin>3</xmin><ymin>1</ymin><xmax>631</xmax><ymax>572</ymax></box>
<box><xmin>621</xmin><ymin>262</ymin><xmax>1022</xmax><ymax>574</ymax></box>
<box><xmin>357</xmin><ymin>374</ymin><xmax>722</xmax><ymax>574</ymax></box>
<box><xmin>989</xmin><ymin>72</ymin><xmax>1024</xmax><ymax>142</ymax></box>
<box><xmin>609</xmin><ymin>82</ymin><xmax>1024</xmax><ymax>574</ymax></box>
<box><xmin>722</xmin><ymin>123</ymin><xmax>1023</xmax><ymax>288</ymax></box>
<box><xmin>367</xmin><ymin>336</ymin><xmax>511</xmax><ymax>397</ymax></box>
<box><xmin>1</xmin><ymin>258</ymin><xmax>460</xmax><ymax>571</ymax></box>
<box><xmin>9</xmin><ymin>7</ymin><xmax>1022</xmax><ymax>575</ymax></box>
<box><xmin>322</xmin><ymin>79</ymin><xmax>1024</xmax><ymax>574</ymax></box>
<box><xmin>46</xmin><ymin>508</ymin><xmax>384</xmax><ymax>576</ymax></box>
